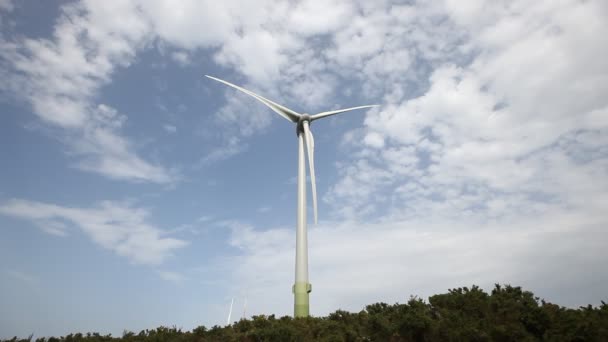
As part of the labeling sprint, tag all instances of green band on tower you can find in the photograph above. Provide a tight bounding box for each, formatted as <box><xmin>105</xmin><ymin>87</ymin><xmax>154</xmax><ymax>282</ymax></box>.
<box><xmin>293</xmin><ymin>282</ymin><xmax>312</xmax><ymax>317</ymax></box>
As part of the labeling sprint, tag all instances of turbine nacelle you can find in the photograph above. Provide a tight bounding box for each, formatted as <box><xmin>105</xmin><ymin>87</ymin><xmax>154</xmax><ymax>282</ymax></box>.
<box><xmin>296</xmin><ymin>114</ymin><xmax>312</xmax><ymax>135</ymax></box>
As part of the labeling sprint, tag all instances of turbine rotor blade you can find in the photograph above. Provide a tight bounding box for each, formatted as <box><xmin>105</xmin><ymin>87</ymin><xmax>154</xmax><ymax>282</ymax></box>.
<box><xmin>205</xmin><ymin>75</ymin><xmax>300</xmax><ymax>122</ymax></box>
<box><xmin>302</xmin><ymin>121</ymin><xmax>317</xmax><ymax>224</ymax></box>
<box><xmin>311</xmin><ymin>105</ymin><xmax>379</xmax><ymax>121</ymax></box>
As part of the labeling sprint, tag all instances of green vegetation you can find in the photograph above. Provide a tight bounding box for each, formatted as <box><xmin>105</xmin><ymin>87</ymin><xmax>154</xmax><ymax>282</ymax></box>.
<box><xmin>4</xmin><ymin>285</ymin><xmax>607</xmax><ymax>341</ymax></box>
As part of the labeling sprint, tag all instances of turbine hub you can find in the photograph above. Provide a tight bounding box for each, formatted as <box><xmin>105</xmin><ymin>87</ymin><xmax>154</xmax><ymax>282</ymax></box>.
<box><xmin>296</xmin><ymin>114</ymin><xmax>311</xmax><ymax>135</ymax></box>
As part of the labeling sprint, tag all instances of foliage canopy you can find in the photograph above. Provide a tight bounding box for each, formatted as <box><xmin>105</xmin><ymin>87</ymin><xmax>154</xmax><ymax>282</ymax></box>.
<box><xmin>4</xmin><ymin>284</ymin><xmax>607</xmax><ymax>341</ymax></box>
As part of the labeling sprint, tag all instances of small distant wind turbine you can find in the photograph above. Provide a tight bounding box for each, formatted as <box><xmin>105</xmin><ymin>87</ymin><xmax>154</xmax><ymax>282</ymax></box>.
<box><xmin>242</xmin><ymin>298</ymin><xmax>247</xmax><ymax>320</ymax></box>
<box><xmin>226</xmin><ymin>297</ymin><xmax>234</xmax><ymax>325</ymax></box>
<box><xmin>206</xmin><ymin>75</ymin><xmax>378</xmax><ymax>317</ymax></box>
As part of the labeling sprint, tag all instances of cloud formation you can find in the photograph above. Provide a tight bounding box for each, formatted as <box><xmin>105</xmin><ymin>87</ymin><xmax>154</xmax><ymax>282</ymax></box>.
<box><xmin>0</xmin><ymin>1</ymin><xmax>174</xmax><ymax>183</ymax></box>
<box><xmin>225</xmin><ymin>208</ymin><xmax>608</xmax><ymax>317</ymax></box>
<box><xmin>213</xmin><ymin>0</ymin><xmax>608</xmax><ymax>316</ymax></box>
<box><xmin>0</xmin><ymin>199</ymin><xmax>187</xmax><ymax>265</ymax></box>
<box><xmin>327</xmin><ymin>0</ymin><xmax>608</xmax><ymax>221</ymax></box>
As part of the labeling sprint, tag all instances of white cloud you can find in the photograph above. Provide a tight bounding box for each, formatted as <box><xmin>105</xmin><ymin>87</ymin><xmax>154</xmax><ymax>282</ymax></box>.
<box><xmin>0</xmin><ymin>1</ymin><xmax>174</xmax><ymax>183</ymax></box>
<box><xmin>157</xmin><ymin>270</ymin><xmax>186</xmax><ymax>284</ymax></box>
<box><xmin>288</xmin><ymin>0</ymin><xmax>354</xmax><ymax>37</ymax></box>
<box><xmin>71</xmin><ymin>105</ymin><xmax>174</xmax><ymax>183</ymax></box>
<box><xmin>257</xmin><ymin>206</ymin><xmax>271</xmax><ymax>214</ymax></box>
<box><xmin>163</xmin><ymin>124</ymin><xmax>177</xmax><ymax>134</ymax></box>
<box><xmin>327</xmin><ymin>0</ymin><xmax>608</xmax><ymax>220</ymax></box>
<box><xmin>198</xmin><ymin>136</ymin><xmax>247</xmax><ymax>166</ymax></box>
<box><xmin>215</xmin><ymin>29</ymin><xmax>288</xmax><ymax>84</ymax></box>
<box><xmin>170</xmin><ymin>51</ymin><xmax>190</xmax><ymax>66</ymax></box>
<box><xmin>138</xmin><ymin>0</ymin><xmax>235</xmax><ymax>49</ymax></box>
<box><xmin>363</xmin><ymin>131</ymin><xmax>385</xmax><ymax>149</ymax></box>
<box><xmin>197</xmin><ymin>215</ymin><xmax>213</xmax><ymax>223</ymax></box>
<box><xmin>0</xmin><ymin>199</ymin><xmax>188</xmax><ymax>265</ymax></box>
<box><xmin>38</xmin><ymin>220</ymin><xmax>70</xmax><ymax>237</ymax></box>
<box><xmin>0</xmin><ymin>0</ymin><xmax>13</xmax><ymax>12</ymax></box>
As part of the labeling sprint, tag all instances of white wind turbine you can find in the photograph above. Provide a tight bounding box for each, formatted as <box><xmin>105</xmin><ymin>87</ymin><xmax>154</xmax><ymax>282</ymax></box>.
<box><xmin>206</xmin><ymin>75</ymin><xmax>378</xmax><ymax>317</ymax></box>
<box><xmin>226</xmin><ymin>297</ymin><xmax>234</xmax><ymax>326</ymax></box>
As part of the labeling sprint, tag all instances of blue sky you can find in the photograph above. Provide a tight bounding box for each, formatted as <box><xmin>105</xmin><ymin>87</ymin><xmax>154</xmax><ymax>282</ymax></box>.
<box><xmin>1</xmin><ymin>0</ymin><xmax>608</xmax><ymax>338</ymax></box>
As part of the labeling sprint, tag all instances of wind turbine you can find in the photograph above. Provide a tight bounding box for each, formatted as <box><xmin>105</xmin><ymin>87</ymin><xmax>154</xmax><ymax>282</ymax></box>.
<box><xmin>206</xmin><ymin>75</ymin><xmax>378</xmax><ymax>317</ymax></box>
<box><xmin>226</xmin><ymin>297</ymin><xmax>234</xmax><ymax>325</ymax></box>
<box><xmin>242</xmin><ymin>298</ymin><xmax>247</xmax><ymax>320</ymax></box>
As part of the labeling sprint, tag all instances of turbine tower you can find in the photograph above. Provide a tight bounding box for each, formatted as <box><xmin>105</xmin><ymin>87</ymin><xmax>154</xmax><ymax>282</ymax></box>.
<box><xmin>206</xmin><ymin>75</ymin><xmax>377</xmax><ymax>317</ymax></box>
